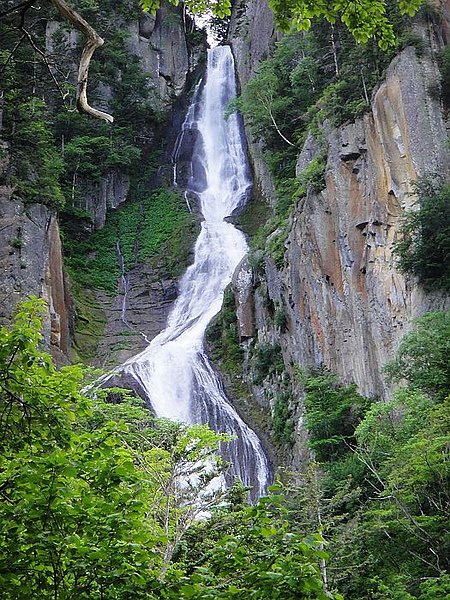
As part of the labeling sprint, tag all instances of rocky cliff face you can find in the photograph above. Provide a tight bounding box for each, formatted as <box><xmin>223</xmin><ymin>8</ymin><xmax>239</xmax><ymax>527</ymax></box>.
<box><xmin>278</xmin><ymin>45</ymin><xmax>450</xmax><ymax>399</ymax></box>
<box><xmin>0</xmin><ymin>171</ymin><xmax>70</xmax><ymax>362</ymax></box>
<box><xmin>226</xmin><ymin>4</ymin><xmax>450</xmax><ymax>467</ymax></box>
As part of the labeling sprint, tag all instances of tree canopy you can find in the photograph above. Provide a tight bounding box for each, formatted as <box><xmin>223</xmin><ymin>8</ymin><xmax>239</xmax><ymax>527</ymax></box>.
<box><xmin>0</xmin><ymin>297</ymin><xmax>335</xmax><ymax>599</ymax></box>
<box><xmin>140</xmin><ymin>0</ymin><xmax>424</xmax><ymax>48</ymax></box>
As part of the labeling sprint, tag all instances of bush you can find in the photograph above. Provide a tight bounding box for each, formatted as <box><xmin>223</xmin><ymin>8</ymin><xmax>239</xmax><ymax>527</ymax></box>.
<box><xmin>252</xmin><ymin>342</ymin><xmax>284</xmax><ymax>384</ymax></box>
<box><xmin>272</xmin><ymin>390</ymin><xmax>295</xmax><ymax>445</ymax></box>
<box><xmin>384</xmin><ymin>310</ymin><xmax>450</xmax><ymax>401</ymax></box>
<box><xmin>302</xmin><ymin>370</ymin><xmax>371</xmax><ymax>462</ymax></box>
<box><xmin>206</xmin><ymin>287</ymin><xmax>244</xmax><ymax>374</ymax></box>
<box><xmin>394</xmin><ymin>176</ymin><xmax>450</xmax><ymax>291</ymax></box>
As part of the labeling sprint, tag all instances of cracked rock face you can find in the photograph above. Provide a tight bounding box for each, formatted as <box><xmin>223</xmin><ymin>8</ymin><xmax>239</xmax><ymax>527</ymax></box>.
<box><xmin>125</xmin><ymin>4</ymin><xmax>190</xmax><ymax>108</ymax></box>
<box><xmin>0</xmin><ymin>185</ymin><xmax>70</xmax><ymax>362</ymax></box>
<box><xmin>267</xmin><ymin>47</ymin><xmax>450</xmax><ymax>399</ymax></box>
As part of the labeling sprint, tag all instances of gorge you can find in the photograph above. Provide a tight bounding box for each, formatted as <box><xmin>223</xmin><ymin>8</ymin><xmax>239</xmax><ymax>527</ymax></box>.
<box><xmin>0</xmin><ymin>0</ymin><xmax>449</xmax><ymax>597</ymax></box>
<box><xmin>106</xmin><ymin>45</ymin><xmax>271</xmax><ymax>499</ymax></box>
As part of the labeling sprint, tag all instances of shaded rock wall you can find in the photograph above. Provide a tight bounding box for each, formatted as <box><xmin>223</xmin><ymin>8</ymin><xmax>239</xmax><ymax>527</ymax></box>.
<box><xmin>0</xmin><ymin>176</ymin><xmax>69</xmax><ymax>361</ymax></box>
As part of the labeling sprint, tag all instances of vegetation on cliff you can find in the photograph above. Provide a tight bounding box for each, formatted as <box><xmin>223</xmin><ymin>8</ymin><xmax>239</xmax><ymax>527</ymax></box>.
<box><xmin>64</xmin><ymin>188</ymin><xmax>198</xmax><ymax>294</ymax></box>
<box><xmin>287</xmin><ymin>310</ymin><xmax>450</xmax><ymax>599</ymax></box>
<box><xmin>394</xmin><ymin>176</ymin><xmax>450</xmax><ymax>292</ymax></box>
<box><xmin>231</xmin><ymin>7</ymin><xmax>443</xmax><ymax>272</ymax></box>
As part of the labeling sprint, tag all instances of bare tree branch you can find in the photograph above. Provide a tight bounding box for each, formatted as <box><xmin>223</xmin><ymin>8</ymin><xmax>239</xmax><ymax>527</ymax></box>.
<box><xmin>48</xmin><ymin>0</ymin><xmax>114</xmax><ymax>123</ymax></box>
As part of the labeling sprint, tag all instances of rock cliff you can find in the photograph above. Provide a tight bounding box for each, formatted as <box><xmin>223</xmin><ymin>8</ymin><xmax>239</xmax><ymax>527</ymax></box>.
<box><xmin>279</xmin><ymin>45</ymin><xmax>450</xmax><ymax>399</ymax></box>
<box><xmin>0</xmin><ymin>180</ymin><xmax>70</xmax><ymax>362</ymax></box>
<box><xmin>46</xmin><ymin>3</ymin><xmax>201</xmax><ymax>230</ymax></box>
<box><xmin>226</xmin><ymin>2</ymin><xmax>450</xmax><ymax>466</ymax></box>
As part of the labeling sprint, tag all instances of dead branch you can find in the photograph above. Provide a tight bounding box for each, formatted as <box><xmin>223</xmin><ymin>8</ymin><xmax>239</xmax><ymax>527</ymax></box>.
<box><xmin>48</xmin><ymin>0</ymin><xmax>113</xmax><ymax>122</ymax></box>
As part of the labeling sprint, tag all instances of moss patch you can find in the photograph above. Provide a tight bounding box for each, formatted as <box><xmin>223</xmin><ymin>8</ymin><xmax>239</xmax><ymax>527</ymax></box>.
<box><xmin>64</xmin><ymin>188</ymin><xmax>199</xmax><ymax>294</ymax></box>
<box><xmin>69</xmin><ymin>281</ymin><xmax>106</xmax><ymax>363</ymax></box>
<box><xmin>233</xmin><ymin>194</ymin><xmax>272</xmax><ymax>240</ymax></box>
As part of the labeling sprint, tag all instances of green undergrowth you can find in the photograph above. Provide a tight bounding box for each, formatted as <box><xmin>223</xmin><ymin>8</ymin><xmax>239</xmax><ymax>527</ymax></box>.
<box><xmin>64</xmin><ymin>188</ymin><xmax>198</xmax><ymax>294</ymax></box>
<box><xmin>233</xmin><ymin>191</ymin><xmax>272</xmax><ymax>238</ymax></box>
<box><xmin>207</xmin><ymin>287</ymin><xmax>243</xmax><ymax>374</ymax></box>
<box><xmin>69</xmin><ymin>280</ymin><xmax>107</xmax><ymax>363</ymax></box>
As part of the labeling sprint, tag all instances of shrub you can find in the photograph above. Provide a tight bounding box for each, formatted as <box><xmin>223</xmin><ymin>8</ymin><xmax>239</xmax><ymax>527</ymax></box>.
<box><xmin>272</xmin><ymin>390</ymin><xmax>295</xmax><ymax>445</ymax></box>
<box><xmin>384</xmin><ymin>310</ymin><xmax>450</xmax><ymax>401</ymax></box>
<box><xmin>302</xmin><ymin>370</ymin><xmax>371</xmax><ymax>462</ymax></box>
<box><xmin>393</xmin><ymin>176</ymin><xmax>450</xmax><ymax>291</ymax></box>
<box><xmin>252</xmin><ymin>342</ymin><xmax>284</xmax><ymax>384</ymax></box>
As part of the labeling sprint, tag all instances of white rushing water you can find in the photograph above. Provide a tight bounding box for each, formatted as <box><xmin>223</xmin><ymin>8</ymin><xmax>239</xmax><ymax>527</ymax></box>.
<box><xmin>115</xmin><ymin>46</ymin><xmax>271</xmax><ymax>500</ymax></box>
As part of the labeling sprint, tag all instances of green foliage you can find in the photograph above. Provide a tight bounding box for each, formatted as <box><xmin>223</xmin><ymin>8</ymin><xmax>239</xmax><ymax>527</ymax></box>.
<box><xmin>0</xmin><ymin>299</ymin><xmax>334</xmax><ymax>600</ymax></box>
<box><xmin>0</xmin><ymin>299</ymin><xmax>155</xmax><ymax>598</ymax></box>
<box><xmin>64</xmin><ymin>189</ymin><xmax>197</xmax><ymax>293</ymax></box>
<box><xmin>207</xmin><ymin>287</ymin><xmax>244</xmax><ymax>374</ymax></box>
<box><xmin>4</xmin><ymin>96</ymin><xmax>65</xmax><ymax>207</ymax></box>
<box><xmin>252</xmin><ymin>341</ymin><xmax>284</xmax><ymax>384</ymax></box>
<box><xmin>141</xmin><ymin>0</ymin><xmax>423</xmax><ymax>46</ymax></box>
<box><xmin>302</xmin><ymin>370</ymin><xmax>372</xmax><ymax>462</ymax></box>
<box><xmin>384</xmin><ymin>310</ymin><xmax>450</xmax><ymax>401</ymax></box>
<box><xmin>173</xmin><ymin>484</ymin><xmax>341</xmax><ymax>600</ymax></box>
<box><xmin>274</xmin><ymin>306</ymin><xmax>288</xmax><ymax>332</ymax></box>
<box><xmin>272</xmin><ymin>390</ymin><xmax>295</xmax><ymax>445</ymax></box>
<box><xmin>393</xmin><ymin>177</ymin><xmax>450</xmax><ymax>291</ymax></box>
<box><xmin>0</xmin><ymin>298</ymin><xmax>237</xmax><ymax>598</ymax></box>
<box><xmin>271</xmin><ymin>0</ymin><xmax>423</xmax><ymax>47</ymax></box>
<box><xmin>64</xmin><ymin>133</ymin><xmax>141</xmax><ymax>182</ymax></box>
<box><xmin>267</xmin><ymin>225</ymin><xmax>289</xmax><ymax>268</ymax></box>
<box><xmin>297</xmin><ymin>154</ymin><xmax>326</xmax><ymax>196</ymax></box>
<box><xmin>296</xmin><ymin>309</ymin><xmax>450</xmax><ymax>599</ymax></box>
<box><xmin>9</xmin><ymin>236</ymin><xmax>22</xmax><ymax>250</ymax></box>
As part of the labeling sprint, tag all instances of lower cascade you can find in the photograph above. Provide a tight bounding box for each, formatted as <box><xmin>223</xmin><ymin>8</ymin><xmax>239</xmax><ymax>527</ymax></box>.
<box><xmin>109</xmin><ymin>46</ymin><xmax>271</xmax><ymax>500</ymax></box>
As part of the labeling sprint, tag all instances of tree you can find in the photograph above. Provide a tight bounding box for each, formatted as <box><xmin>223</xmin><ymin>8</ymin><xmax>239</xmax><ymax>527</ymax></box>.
<box><xmin>173</xmin><ymin>483</ymin><xmax>343</xmax><ymax>600</ymax></box>
<box><xmin>1</xmin><ymin>0</ymin><xmax>425</xmax><ymax>124</ymax></box>
<box><xmin>0</xmin><ymin>297</ymin><xmax>231</xmax><ymax>598</ymax></box>
<box><xmin>0</xmin><ymin>297</ymin><xmax>337</xmax><ymax>599</ymax></box>
<box><xmin>384</xmin><ymin>310</ymin><xmax>450</xmax><ymax>402</ymax></box>
<box><xmin>393</xmin><ymin>177</ymin><xmax>450</xmax><ymax>291</ymax></box>
<box><xmin>265</xmin><ymin>0</ymin><xmax>424</xmax><ymax>48</ymax></box>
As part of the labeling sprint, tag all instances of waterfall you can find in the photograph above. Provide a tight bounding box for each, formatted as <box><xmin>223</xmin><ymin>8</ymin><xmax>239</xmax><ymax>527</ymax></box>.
<box><xmin>110</xmin><ymin>46</ymin><xmax>271</xmax><ymax>500</ymax></box>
